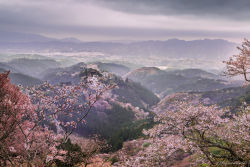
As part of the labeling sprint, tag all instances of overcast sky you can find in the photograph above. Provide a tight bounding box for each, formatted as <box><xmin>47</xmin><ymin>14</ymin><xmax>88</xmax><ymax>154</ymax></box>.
<box><xmin>0</xmin><ymin>0</ymin><xmax>250</xmax><ymax>42</ymax></box>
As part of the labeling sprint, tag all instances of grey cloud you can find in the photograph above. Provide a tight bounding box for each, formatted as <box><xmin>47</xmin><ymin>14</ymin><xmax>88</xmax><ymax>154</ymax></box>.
<box><xmin>91</xmin><ymin>0</ymin><xmax>250</xmax><ymax>21</ymax></box>
<box><xmin>0</xmin><ymin>4</ymin><xmax>56</xmax><ymax>32</ymax></box>
<box><xmin>0</xmin><ymin>0</ymin><xmax>249</xmax><ymax>42</ymax></box>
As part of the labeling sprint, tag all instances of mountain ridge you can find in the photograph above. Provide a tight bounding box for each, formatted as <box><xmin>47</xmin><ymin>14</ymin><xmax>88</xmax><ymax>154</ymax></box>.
<box><xmin>0</xmin><ymin>31</ymin><xmax>237</xmax><ymax>62</ymax></box>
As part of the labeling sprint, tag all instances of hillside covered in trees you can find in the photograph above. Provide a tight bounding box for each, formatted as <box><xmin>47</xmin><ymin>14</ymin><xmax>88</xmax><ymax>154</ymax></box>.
<box><xmin>0</xmin><ymin>39</ymin><xmax>249</xmax><ymax>167</ymax></box>
<box><xmin>1</xmin><ymin>0</ymin><xmax>250</xmax><ymax>163</ymax></box>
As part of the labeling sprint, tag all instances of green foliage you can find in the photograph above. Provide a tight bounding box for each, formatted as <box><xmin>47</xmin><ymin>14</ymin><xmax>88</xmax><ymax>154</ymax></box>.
<box><xmin>78</xmin><ymin>103</ymin><xmax>135</xmax><ymax>137</ymax></box>
<box><xmin>108</xmin><ymin>155</ymin><xmax>119</xmax><ymax>165</ymax></box>
<box><xmin>107</xmin><ymin>117</ymin><xmax>156</xmax><ymax>151</ymax></box>
<box><xmin>209</xmin><ymin>147</ymin><xmax>224</xmax><ymax>156</ymax></box>
<box><xmin>142</xmin><ymin>142</ymin><xmax>151</xmax><ymax>148</ymax></box>
<box><xmin>73</xmin><ymin>103</ymin><xmax>137</xmax><ymax>153</ymax></box>
<box><xmin>55</xmin><ymin>139</ymin><xmax>85</xmax><ymax>167</ymax></box>
<box><xmin>76</xmin><ymin>103</ymin><xmax>156</xmax><ymax>152</ymax></box>
<box><xmin>59</xmin><ymin>139</ymin><xmax>82</xmax><ymax>152</ymax></box>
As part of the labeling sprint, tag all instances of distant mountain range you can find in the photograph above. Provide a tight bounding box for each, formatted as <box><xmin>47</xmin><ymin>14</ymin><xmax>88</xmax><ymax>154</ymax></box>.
<box><xmin>0</xmin><ymin>30</ymin><xmax>81</xmax><ymax>43</ymax></box>
<box><xmin>0</xmin><ymin>56</ymin><xmax>241</xmax><ymax>97</ymax></box>
<box><xmin>0</xmin><ymin>57</ymin><xmax>61</xmax><ymax>86</ymax></box>
<box><xmin>4</xmin><ymin>58</ymin><xmax>60</xmax><ymax>78</ymax></box>
<box><xmin>0</xmin><ymin>30</ymin><xmax>238</xmax><ymax>61</ymax></box>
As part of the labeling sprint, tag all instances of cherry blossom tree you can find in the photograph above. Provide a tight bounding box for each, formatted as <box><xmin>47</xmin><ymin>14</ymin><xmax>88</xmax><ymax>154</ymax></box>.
<box><xmin>158</xmin><ymin>103</ymin><xmax>248</xmax><ymax>163</ymax></box>
<box><xmin>224</xmin><ymin>38</ymin><xmax>250</xmax><ymax>82</ymax></box>
<box><xmin>0</xmin><ymin>71</ymin><xmax>56</xmax><ymax>166</ymax></box>
<box><xmin>0</xmin><ymin>70</ymin><xmax>115</xmax><ymax>166</ymax></box>
<box><xmin>115</xmin><ymin>97</ymin><xmax>249</xmax><ymax>166</ymax></box>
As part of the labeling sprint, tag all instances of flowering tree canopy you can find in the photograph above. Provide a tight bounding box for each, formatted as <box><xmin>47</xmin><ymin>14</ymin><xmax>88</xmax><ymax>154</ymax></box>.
<box><xmin>0</xmin><ymin>70</ymin><xmax>115</xmax><ymax>166</ymax></box>
<box><xmin>149</xmin><ymin>102</ymin><xmax>249</xmax><ymax>165</ymax></box>
<box><xmin>224</xmin><ymin>38</ymin><xmax>250</xmax><ymax>82</ymax></box>
<box><xmin>115</xmin><ymin>97</ymin><xmax>250</xmax><ymax>166</ymax></box>
<box><xmin>0</xmin><ymin>71</ymin><xmax>56</xmax><ymax>166</ymax></box>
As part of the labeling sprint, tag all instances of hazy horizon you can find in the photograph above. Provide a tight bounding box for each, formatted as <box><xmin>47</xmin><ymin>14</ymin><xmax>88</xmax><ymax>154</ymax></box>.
<box><xmin>1</xmin><ymin>29</ymin><xmax>243</xmax><ymax>44</ymax></box>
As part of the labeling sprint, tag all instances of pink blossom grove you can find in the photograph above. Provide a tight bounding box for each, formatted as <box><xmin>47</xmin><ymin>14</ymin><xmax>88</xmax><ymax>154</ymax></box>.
<box><xmin>0</xmin><ymin>71</ymin><xmax>115</xmax><ymax>166</ymax></box>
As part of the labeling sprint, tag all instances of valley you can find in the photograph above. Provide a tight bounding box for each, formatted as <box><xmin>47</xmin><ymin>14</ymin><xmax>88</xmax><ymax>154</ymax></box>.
<box><xmin>1</xmin><ymin>49</ymin><xmax>249</xmax><ymax>166</ymax></box>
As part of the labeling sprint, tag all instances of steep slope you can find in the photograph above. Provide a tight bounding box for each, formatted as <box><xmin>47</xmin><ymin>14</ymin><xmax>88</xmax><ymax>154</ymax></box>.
<box><xmin>7</xmin><ymin>58</ymin><xmax>61</xmax><ymax>78</ymax></box>
<box><xmin>112</xmin><ymin>77</ymin><xmax>160</xmax><ymax>109</ymax></box>
<box><xmin>0</xmin><ymin>63</ymin><xmax>42</xmax><ymax>86</ymax></box>
<box><xmin>39</xmin><ymin>63</ymin><xmax>159</xmax><ymax>151</ymax></box>
<box><xmin>9</xmin><ymin>73</ymin><xmax>43</xmax><ymax>86</ymax></box>
<box><xmin>126</xmin><ymin>67</ymin><xmax>235</xmax><ymax>98</ymax></box>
